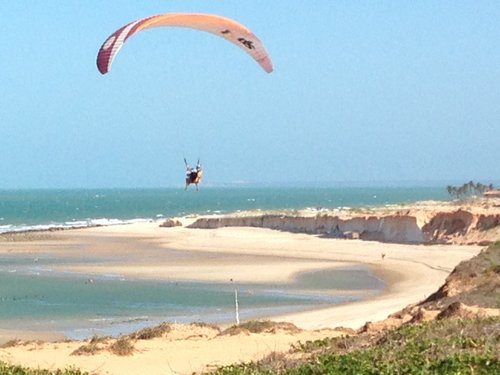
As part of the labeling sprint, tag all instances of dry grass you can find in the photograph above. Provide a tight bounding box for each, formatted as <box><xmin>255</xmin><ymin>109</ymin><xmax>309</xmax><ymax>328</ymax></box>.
<box><xmin>71</xmin><ymin>342</ymin><xmax>101</xmax><ymax>356</ymax></box>
<box><xmin>109</xmin><ymin>337</ymin><xmax>135</xmax><ymax>356</ymax></box>
<box><xmin>220</xmin><ymin>320</ymin><xmax>302</xmax><ymax>336</ymax></box>
<box><xmin>0</xmin><ymin>339</ymin><xmax>23</xmax><ymax>348</ymax></box>
<box><xmin>71</xmin><ymin>335</ymin><xmax>109</xmax><ymax>356</ymax></box>
<box><xmin>190</xmin><ymin>321</ymin><xmax>221</xmax><ymax>332</ymax></box>
<box><xmin>72</xmin><ymin>335</ymin><xmax>135</xmax><ymax>357</ymax></box>
<box><xmin>127</xmin><ymin>322</ymin><xmax>172</xmax><ymax>340</ymax></box>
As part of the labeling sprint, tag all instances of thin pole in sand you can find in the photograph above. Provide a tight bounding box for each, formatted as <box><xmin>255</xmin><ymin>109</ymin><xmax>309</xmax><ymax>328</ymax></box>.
<box><xmin>234</xmin><ymin>288</ymin><xmax>240</xmax><ymax>326</ymax></box>
<box><xmin>231</xmin><ymin>278</ymin><xmax>240</xmax><ymax>326</ymax></box>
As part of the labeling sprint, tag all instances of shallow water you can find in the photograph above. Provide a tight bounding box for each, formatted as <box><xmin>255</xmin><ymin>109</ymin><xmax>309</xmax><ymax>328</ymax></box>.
<box><xmin>0</xmin><ymin>262</ymin><xmax>384</xmax><ymax>339</ymax></box>
<box><xmin>2</xmin><ymin>186</ymin><xmax>434</xmax><ymax>339</ymax></box>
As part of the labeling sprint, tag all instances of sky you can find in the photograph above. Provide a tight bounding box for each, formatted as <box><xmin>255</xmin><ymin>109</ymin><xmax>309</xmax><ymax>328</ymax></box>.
<box><xmin>1</xmin><ymin>1</ymin><xmax>499</xmax><ymax>188</ymax></box>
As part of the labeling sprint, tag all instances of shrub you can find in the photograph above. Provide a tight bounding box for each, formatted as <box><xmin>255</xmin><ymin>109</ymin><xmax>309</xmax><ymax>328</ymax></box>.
<box><xmin>220</xmin><ymin>320</ymin><xmax>301</xmax><ymax>336</ymax></box>
<box><xmin>128</xmin><ymin>322</ymin><xmax>171</xmax><ymax>340</ymax></box>
<box><xmin>71</xmin><ymin>335</ymin><xmax>109</xmax><ymax>356</ymax></box>
<box><xmin>190</xmin><ymin>321</ymin><xmax>221</xmax><ymax>332</ymax></box>
<box><xmin>109</xmin><ymin>337</ymin><xmax>134</xmax><ymax>356</ymax></box>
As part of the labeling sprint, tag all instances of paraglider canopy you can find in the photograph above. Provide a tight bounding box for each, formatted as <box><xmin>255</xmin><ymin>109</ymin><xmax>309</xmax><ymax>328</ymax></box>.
<box><xmin>97</xmin><ymin>12</ymin><xmax>273</xmax><ymax>74</ymax></box>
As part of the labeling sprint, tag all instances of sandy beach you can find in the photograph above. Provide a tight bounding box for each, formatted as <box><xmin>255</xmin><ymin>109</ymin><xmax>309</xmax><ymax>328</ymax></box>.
<box><xmin>0</xmin><ymin>216</ymin><xmax>484</xmax><ymax>374</ymax></box>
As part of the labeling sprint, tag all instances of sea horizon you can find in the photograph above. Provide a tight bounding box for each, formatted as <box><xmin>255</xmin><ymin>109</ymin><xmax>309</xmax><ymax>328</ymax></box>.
<box><xmin>0</xmin><ymin>185</ymin><xmax>452</xmax><ymax>234</ymax></box>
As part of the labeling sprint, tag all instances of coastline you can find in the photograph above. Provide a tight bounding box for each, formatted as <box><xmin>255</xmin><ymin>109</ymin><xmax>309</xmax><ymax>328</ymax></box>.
<box><xmin>0</xmin><ymin>200</ymin><xmax>497</xmax><ymax>374</ymax></box>
<box><xmin>1</xmin><ymin>219</ymin><xmax>481</xmax><ymax>336</ymax></box>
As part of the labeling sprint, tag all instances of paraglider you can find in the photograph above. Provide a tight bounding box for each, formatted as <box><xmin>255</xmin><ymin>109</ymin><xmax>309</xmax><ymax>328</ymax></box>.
<box><xmin>96</xmin><ymin>12</ymin><xmax>273</xmax><ymax>74</ymax></box>
<box><xmin>184</xmin><ymin>158</ymin><xmax>203</xmax><ymax>191</ymax></box>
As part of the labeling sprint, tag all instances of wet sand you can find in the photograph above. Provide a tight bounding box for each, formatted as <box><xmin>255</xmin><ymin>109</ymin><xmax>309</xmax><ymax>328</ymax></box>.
<box><xmin>0</xmin><ymin>221</ymin><xmax>482</xmax><ymax>374</ymax></box>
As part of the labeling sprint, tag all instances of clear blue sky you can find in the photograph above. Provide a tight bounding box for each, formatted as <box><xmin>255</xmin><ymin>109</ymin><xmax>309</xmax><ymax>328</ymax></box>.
<box><xmin>1</xmin><ymin>1</ymin><xmax>499</xmax><ymax>188</ymax></box>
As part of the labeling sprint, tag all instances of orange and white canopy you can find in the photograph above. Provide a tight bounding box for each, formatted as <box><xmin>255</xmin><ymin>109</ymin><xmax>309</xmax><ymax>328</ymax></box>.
<box><xmin>97</xmin><ymin>13</ymin><xmax>273</xmax><ymax>74</ymax></box>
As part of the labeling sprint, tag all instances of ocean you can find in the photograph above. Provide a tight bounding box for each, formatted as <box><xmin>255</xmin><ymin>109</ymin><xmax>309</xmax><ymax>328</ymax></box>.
<box><xmin>0</xmin><ymin>187</ymin><xmax>448</xmax><ymax>339</ymax></box>
<box><xmin>0</xmin><ymin>187</ymin><xmax>448</xmax><ymax>233</ymax></box>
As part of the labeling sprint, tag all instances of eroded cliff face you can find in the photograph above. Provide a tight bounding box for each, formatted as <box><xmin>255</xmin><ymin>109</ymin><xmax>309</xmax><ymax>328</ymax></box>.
<box><xmin>425</xmin><ymin>212</ymin><xmax>500</xmax><ymax>244</ymax></box>
<box><xmin>187</xmin><ymin>209</ymin><xmax>500</xmax><ymax>245</ymax></box>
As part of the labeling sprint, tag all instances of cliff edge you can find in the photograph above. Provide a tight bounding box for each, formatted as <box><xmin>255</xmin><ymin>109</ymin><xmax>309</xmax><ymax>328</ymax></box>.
<box><xmin>186</xmin><ymin>198</ymin><xmax>500</xmax><ymax>245</ymax></box>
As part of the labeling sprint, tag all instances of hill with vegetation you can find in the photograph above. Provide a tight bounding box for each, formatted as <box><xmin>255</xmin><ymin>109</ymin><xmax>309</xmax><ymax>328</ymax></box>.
<box><xmin>209</xmin><ymin>242</ymin><xmax>499</xmax><ymax>374</ymax></box>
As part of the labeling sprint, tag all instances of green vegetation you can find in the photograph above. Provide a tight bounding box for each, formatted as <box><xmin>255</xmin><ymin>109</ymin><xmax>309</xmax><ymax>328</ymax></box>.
<box><xmin>0</xmin><ymin>363</ymin><xmax>87</xmax><ymax>375</ymax></box>
<box><xmin>485</xmin><ymin>241</ymin><xmax>500</xmax><ymax>274</ymax></box>
<box><xmin>490</xmin><ymin>241</ymin><xmax>500</xmax><ymax>251</ymax></box>
<box><xmin>210</xmin><ymin>317</ymin><xmax>500</xmax><ymax>374</ymax></box>
<box><xmin>211</xmin><ymin>241</ymin><xmax>500</xmax><ymax>374</ymax></box>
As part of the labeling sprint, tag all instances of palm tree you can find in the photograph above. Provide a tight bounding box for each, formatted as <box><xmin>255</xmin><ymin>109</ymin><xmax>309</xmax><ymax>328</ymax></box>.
<box><xmin>468</xmin><ymin>180</ymin><xmax>475</xmax><ymax>196</ymax></box>
<box><xmin>457</xmin><ymin>185</ymin><xmax>467</xmax><ymax>199</ymax></box>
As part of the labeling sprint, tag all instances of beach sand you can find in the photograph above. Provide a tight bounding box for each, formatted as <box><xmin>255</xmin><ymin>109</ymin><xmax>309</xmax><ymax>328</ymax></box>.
<box><xmin>0</xmin><ymin>221</ymin><xmax>482</xmax><ymax>374</ymax></box>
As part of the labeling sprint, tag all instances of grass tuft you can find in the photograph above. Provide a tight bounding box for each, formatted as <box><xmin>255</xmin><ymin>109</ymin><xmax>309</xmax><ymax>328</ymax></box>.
<box><xmin>128</xmin><ymin>322</ymin><xmax>171</xmax><ymax>340</ymax></box>
<box><xmin>220</xmin><ymin>320</ymin><xmax>301</xmax><ymax>336</ymax></box>
<box><xmin>70</xmin><ymin>335</ymin><xmax>109</xmax><ymax>356</ymax></box>
<box><xmin>0</xmin><ymin>339</ymin><xmax>22</xmax><ymax>348</ymax></box>
<box><xmin>109</xmin><ymin>337</ymin><xmax>134</xmax><ymax>356</ymax></box>
<box><xmin>190</xmin><ymin>321</ymin><xmax>222</xmax><ymax>332</ymax></box>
